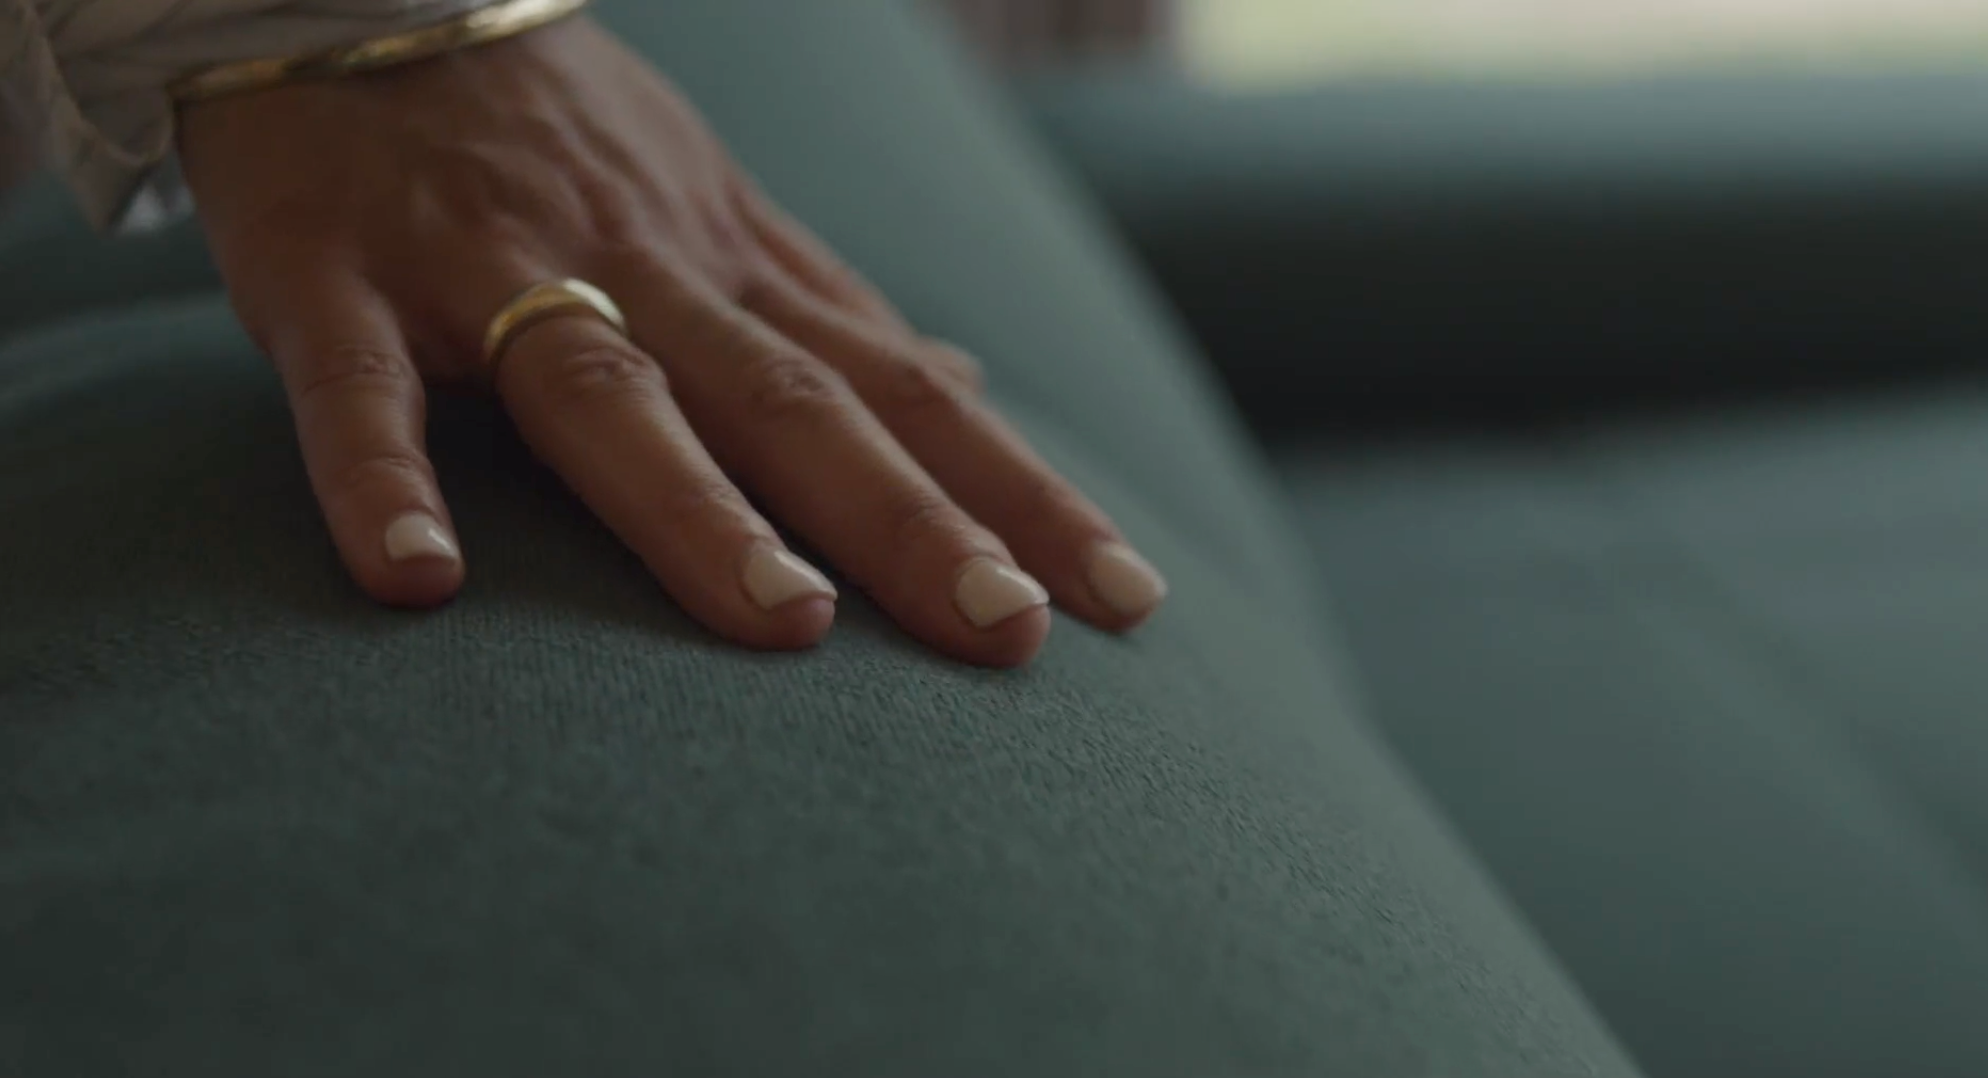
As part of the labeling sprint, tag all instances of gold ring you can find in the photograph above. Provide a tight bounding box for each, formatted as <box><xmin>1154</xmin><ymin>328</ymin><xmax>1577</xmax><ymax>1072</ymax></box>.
<box><xmin>481</xmin><ymin>278</ymin><xmax>629</xmax><ymax>372</ymax></box>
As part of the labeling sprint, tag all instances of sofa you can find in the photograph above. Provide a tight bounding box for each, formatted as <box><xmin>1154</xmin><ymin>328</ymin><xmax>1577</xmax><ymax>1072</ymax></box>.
<box><xmin>1028</xmin><ymin>68</ymin><xmax>1988</xmax><ymax>1078</ymax></box>
<box><xmin>4</xmin><ymin>2</ymin><xmax>1984</xmax><ymax>1075</ymax></box>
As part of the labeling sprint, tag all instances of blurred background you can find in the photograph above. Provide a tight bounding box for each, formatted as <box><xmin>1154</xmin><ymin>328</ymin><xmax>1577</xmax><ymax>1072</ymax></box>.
<box><xmin>925</xmin><ymin>0</ymin><xmax>1988</xmax><ymax>430</ymax></box>
<box><xmin>912</xmin><ymin>16</ymin><xmax>1988</xmax><ymax>1078</ymax></box>
<box><xmin>938</xmin><ymin>0</ymin><xmax>1988</xmax><ymax>81</ymax></box>
<box><xmin>1183</xmin><ymin>0</ymin><xmax>1988</xmax><ymax>84</ymax></box>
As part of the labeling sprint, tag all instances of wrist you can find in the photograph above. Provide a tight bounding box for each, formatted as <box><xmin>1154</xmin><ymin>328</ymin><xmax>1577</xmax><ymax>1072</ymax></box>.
<box><xmin>170</xmin><ymin>0</ymin><xmax>590</xmax><ymax>104</ymax></box>
<box><xmin>23</xmin><ymin>0</ymin><xmax>539</xmax><ymax>232</ymax></box>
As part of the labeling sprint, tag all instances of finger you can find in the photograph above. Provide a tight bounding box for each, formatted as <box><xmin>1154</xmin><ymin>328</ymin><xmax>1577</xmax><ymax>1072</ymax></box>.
<box><xmin>730</xmin><ymin>180</ymin><xmax>901</xmax><ymax>327</ymax></box>
<box><xmin>918</xmin><ymin>337</ymin><xmax>986</xmax><ymax>396</ymax></box>
<box><xmin>258</xmin><ymin>271</ymin><xmax>464</xmax><ymax>608</ymax></box>
<box><xmin>746</xmin><ymin>277</ymin><xmax>1168</xmax><ymax>631</ymax></box>
<box><xmin>493</xmin><ymin>307</ymin><xmax>836</xmax><ymax>651</ymax></box>
<box><xmin>734</xmin><ymin>183</ymin><xmax>982</xmax><ymax>396</ymax></box>
<box><xmin>614</xmin><ymin>263</ymin><xmax>1051</xmax><ymax>668</ymax></box>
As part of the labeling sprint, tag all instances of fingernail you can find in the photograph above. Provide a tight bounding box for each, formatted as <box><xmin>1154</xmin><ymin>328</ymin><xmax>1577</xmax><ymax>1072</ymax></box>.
<box><xmin>742</xmin><ymin>545</ymin><xmax>837</xmax><ymax>610</ymax></box>
<box><xmin>954</xmin><ymin>557</ymin><xmax>1050</xmax><ymax>629</ymax></box>
<box><xmin>1085</xmin><ymin>542</ymin><xmax>1168</xmax><ymax>619</ymax></box>
<box><xmin>383</xmin><ymin>512</ymin><xmax>459</xmax><ymax>564</ymax></box>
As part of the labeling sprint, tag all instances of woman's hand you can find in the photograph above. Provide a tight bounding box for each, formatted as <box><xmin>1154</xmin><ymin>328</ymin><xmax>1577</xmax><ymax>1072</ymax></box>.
<box><xmin>175</xmin><ymin>16</ymin><xmax>1166</xmax><ymax>667</ymax></box>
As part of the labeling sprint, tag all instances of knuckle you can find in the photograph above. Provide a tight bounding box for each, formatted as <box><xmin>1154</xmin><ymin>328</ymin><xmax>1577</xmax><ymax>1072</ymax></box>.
<box><xmin>995</xmin><ymin>449</ymin><xmax>1109</xmax><ymax>532</ymax></box>
<box><xmin>218</xmin><ymin>196</ymin><xmax>350</xmax><ymax>264</ymax></box>
<box><xmin>652</xmin><ymin>476</ymin><xmax>750</xmax><ymax>534</ymax></box>
<box><xmin>701</xmin><ymin>203</ymin><xmax>759</xmax><ymax>263</ymax></box>
<box><xmin>530</xmin><ymin>344</ymin><xmax>661</xmax><ymax>405</ymax></box>
<box><xmin>1017</xmin><ymin>473</ymin><xmax>1097</xmax><ymax>528</ymax></box>
<box><xmin>328</xmin><ymin>453</ymin><xmax>432</xmax><ymax>502</ymax></box>
<box><xmin>738</xmin><ymin>352</ymin><xmax>847</xmax><ymax>424</ymax></box>
<box><xmin>591</xmin><ymin>238</ymin><xmax>672</xmax><ymax>284</ymax></box>
<box><xmin>466</xmin><ymin>212</ymin><xmax>542</xmax><ymax>256</ymax></box>
<box><xmin>874</xmin><ymin>352</ymin><xmax>972</xmax><ymax>421</ymax></box>
<box><xmin>815</xmin><ymin>254</ymin><xmax>862</xmax><ymax>290</ymax></box>
<box><xmin>571</xmin><ymin>175</ymin><xmax>643</xmax><ymax>240</ymax></box>
<box><xmin>293</xmin><ymin>345</ymin><xmax>411</xmax><ymax>408</ymax></box>
<box><xmin>727</xmin><ymin>257</ymin><xmax>784</xmax><ymax>309</ymax></box>
<box><xmin>887</xmin><ymin>492</ymin><xmax>973</xmax><ymax>551</ymax></box>
<box><xmin>423</xmin><ymin>139</ymin><xmax>587</xmax><ymax>232</ymax></box>
<box><xmin>923</xmin><ymin>339</ymin><xmax>986</xmax><ymax>392</ymax></box>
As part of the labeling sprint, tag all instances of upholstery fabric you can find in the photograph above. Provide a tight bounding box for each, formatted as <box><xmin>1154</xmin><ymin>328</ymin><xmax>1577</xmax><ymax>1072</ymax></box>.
<box><xmin>1284</xmin><ymin>385</ymin><xmax>1988</xmax><ymax>1078</ymax></box>
<box><xmin>0</xmin><ymin>1</ymin><xmax>1638</xmax><ymax>1075</ymax></box>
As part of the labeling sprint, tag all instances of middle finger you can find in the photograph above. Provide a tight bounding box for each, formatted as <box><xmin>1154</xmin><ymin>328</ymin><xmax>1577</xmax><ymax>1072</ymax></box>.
<box><xmin>493</xmin><ymin>296</ymin><xmax>839</xmax><ymax>651</ymax></box>
<box><xmin>611</xmin><ymin>260</ymin><xmax>1053</xmax><ymax>668</ymax></box>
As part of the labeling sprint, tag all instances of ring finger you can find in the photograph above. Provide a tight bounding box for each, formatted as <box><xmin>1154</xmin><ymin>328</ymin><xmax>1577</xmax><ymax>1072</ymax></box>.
<box><xmin>486</xmin><ymin>279</ymin><xmax>839</xmax><ymax>651</ymax></box>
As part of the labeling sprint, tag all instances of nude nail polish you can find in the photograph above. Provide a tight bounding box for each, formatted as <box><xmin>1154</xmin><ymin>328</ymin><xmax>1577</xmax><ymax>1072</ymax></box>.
<box><xmin>954</xmin><ymin>557</ymin><xmax>1050</xmax><ymax>629</ymax></box>
<box><xmin>742</xmin><ymin>546</ymin><xmax>837</xmax><ymax>610</ymax></box>
<box><xmin>383</xmin><ymin>512</ymin><xmax>459</xmax><ymax>564</ymax></box>
<box><xmin>1085</xmin><ymin>542</ymin><xmax>1168</xmax><ymax>619</ymax></box>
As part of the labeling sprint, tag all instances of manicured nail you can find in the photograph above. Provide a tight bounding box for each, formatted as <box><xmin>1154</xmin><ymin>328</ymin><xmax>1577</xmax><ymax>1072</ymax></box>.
<box><xmin>954</xmin><ymin>557</ymin><xmax>1050</xmax><ymax>629</ymax></box>
<box><xmin>383</xmin><ymin>512</ymin><xmax>459</xmax><ymax>564</ymax></box>
<box><xmin>742</xmin><ymin>545</ymin><xmax>837</xmax><ymax>610</ymax></box>
<box><xmin>1085</xmin><ymin>542</ymin><xmax>1168</xmax><ymax>619</ymax></box>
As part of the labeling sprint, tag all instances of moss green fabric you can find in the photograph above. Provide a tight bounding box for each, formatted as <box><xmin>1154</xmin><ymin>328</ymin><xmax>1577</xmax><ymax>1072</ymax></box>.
<box><xmin>0</xmin><ymin>1</ymin><xmax>1639</xmax><ymax>1074</ymax></box>
<box><xmin>1023</xmin><ymin>75</ymin><xmax>1988</xmax><ymax>430</ymax></box>
<box><xmin>1283</xmin><ymin>387</ymin><xmax>1988</xmax><ymax>1078</ymax></box>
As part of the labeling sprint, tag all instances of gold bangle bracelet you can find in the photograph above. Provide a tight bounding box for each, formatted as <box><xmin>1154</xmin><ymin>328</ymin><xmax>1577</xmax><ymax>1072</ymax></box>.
<box><xmin>169</xmin><ymin>0</ymin><xmax>591</xmax><ymax>104</ymax></box>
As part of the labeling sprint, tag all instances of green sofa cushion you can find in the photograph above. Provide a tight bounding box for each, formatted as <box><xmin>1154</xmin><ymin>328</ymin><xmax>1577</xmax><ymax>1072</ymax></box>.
<box><xmin>0</xmin><ymin>1</ymin><xmax>1638</xmax><ymax>1075</ymax></box>
<box><xmin>1284</xmin><ymin>385</ymin><xmax>1988</xmax><ymax>1077</ymax></box>
<box><xmin>1024</xmin><ymin>74</ymin><xmax>1988</xmax><ymax>429</ymax></box>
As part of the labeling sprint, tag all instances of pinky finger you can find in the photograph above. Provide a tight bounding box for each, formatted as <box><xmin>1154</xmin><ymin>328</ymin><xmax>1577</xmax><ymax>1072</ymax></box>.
<box><xmin>734</xmin><ymin>183</ymin><xmax>984</xmax><ymax>397</ymax></box>
<box><xmin>732</xmin><ymin>177</ymin><xmax>905</xmax><ymax>328</ymax></box>
<box><xmin>259</xmin><ymin>274</ymin><xmax>463</xmax><ymax>608</ymax></box>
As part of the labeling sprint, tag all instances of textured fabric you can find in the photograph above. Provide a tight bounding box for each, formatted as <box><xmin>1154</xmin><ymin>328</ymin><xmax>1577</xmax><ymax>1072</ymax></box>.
<box><xmin>0</xmin><ymin>0</ymin><xmax>490</xmax><ymax>229</ymax></box>
<box><xmin>0</xmin><ymin>1</ymin><xmax>1641</xmax><ymax>1075</ymax></box>
<box><xmin>1282</xmin><ymin>386</ymin><xmax>1988</xmax><ymax>1078</ymax></box>
<box><xmin>1023</xmin><ymin>74</ymin><xmax>1988</xmax><ymax>430</ymax></box>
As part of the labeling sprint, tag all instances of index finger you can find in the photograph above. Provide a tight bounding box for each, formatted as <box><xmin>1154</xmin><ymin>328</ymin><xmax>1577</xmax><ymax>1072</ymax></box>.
<box><xmin>248</xmin><ymin>268</ymin><xmax>465</xmax><ymax>608</ymax></box>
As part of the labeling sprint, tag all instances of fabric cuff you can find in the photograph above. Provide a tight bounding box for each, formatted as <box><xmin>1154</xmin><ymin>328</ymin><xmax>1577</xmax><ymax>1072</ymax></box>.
<box><xmin>9</xmin><ymin>0</ymin><xmax>492</xmax><ymax>233</ymax></box>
